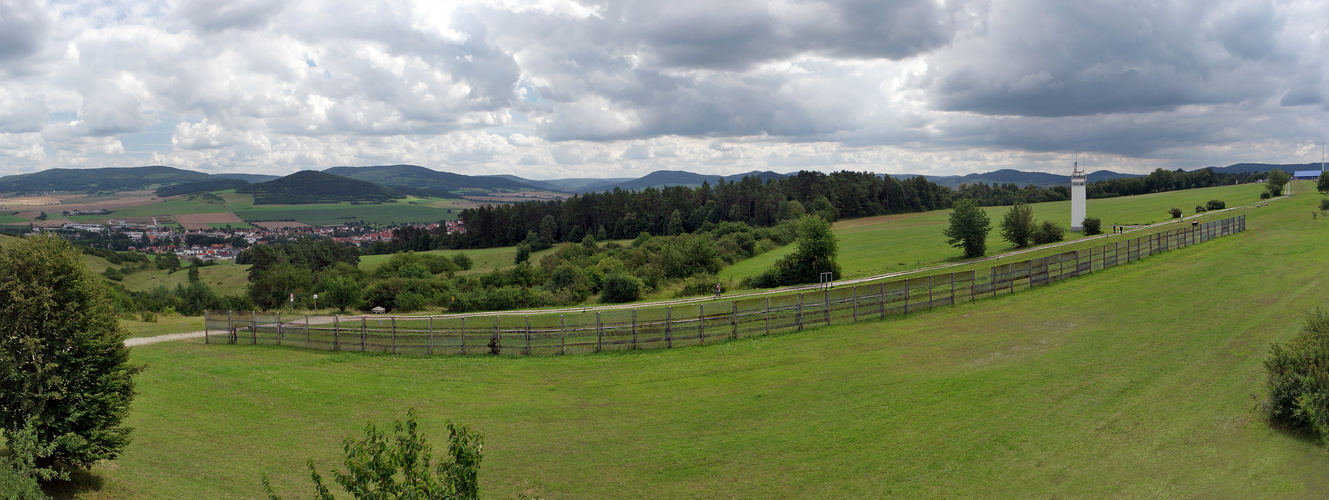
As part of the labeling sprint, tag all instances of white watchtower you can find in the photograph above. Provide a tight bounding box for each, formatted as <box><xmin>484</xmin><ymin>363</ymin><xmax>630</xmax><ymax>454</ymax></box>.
<box><xmin>1070</xmin><ymin>160</ymin><xmax>1086</xmax><ymax>232</ymax></box>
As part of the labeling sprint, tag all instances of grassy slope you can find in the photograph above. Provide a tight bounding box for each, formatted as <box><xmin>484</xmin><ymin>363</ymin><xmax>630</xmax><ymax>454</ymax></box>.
<box><xmin>722</xmin><ymin>182</ymin><xmax>1268</xmax><ymax>281</ymax></box>
<box><xmin>70</xmin><ymin>182</ymin><xmax>1329</xmax><ymax>498</ymax></box>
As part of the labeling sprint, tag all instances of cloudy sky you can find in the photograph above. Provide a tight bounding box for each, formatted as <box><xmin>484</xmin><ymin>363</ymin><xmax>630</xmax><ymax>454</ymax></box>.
<box><xmin>0</xmin><ymin>0</ymin><xmax>1325</xmax><ymax>179</ymax></box>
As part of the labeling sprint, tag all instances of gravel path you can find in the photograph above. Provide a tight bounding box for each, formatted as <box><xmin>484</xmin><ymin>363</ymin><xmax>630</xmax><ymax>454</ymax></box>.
<box><xmin>125</xmin><ymin>331</ymin><xmax>208</xmax><ymax>346</ymax></box>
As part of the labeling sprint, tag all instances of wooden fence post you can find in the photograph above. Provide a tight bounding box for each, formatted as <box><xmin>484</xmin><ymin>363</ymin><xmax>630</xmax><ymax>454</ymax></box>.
<box><xmin>333</xmin><ymin>315</ymin><xmax>339</xmax><ymax>352</ymax></box>
<box><xmin>525</xmin><ymin>316</ymin><xmax>532</xmax><ymax>356</ymax></box>
<box><xmin>665</xmin><ymin>307</ymin><xmax>672</xmax><ymax>349</ymax></box>
<box><xmin>305</xmin><ymin>314</ymin><xmax>310</xmax><ymax>348</ymax></box>
<box><xmin>391</xmin><ymin>316</ymin><xmax>397</xmax><ymax>354</ymax></box>
<box><xmin>698</xmin><ymin>305</ymin><xmax>705</xmax><ymax>344</ymax></box>
<box><xmin>596</xmin><ymin>311</ymin><xmax>603</xmax><ymax>351</ymax></box>
<box><xmin>631</xmin><ymin>310</ymin><xmax>638</xmax><ymax>350</ymax></box>
<box><xmin>951</xmin><ymin>273</ymin><xmax>957</xmax><ymax>303</ymax></box>
<box><xmin>461</xmin><ymin>317</ymin><xmax>467</xmax><ymax>355</ymax></box>
<box><xmin>251</xmin><ymin>311</ymin><xmax>257</xmax><ymax>345</ymax></box>
<box><xmin>494</xmin><ymin>315</ymin><xmax>501</xmax><ymax>355</ymax></box>
<box><xmin>427</xmin><ymin>317</ymin><xmax>434</xmax><ymax>356</ymax></box>
<box><xmin>879</xmin><ymin>284</ymin><xmax>886</xmax><ymax>317</ymax></box>
<box><xmin>852</xmin><ymin>286</ymin><xmax>858</xmax><ymax>322</ymax></box>
<box><xmin>797</xmin><ymin>293</ymin><xmax>804</xmax><ymax>330</ymax></box>
<box><xmin>764</xmin><ymin>297</ymin><xmax>771</xmax><ymax>335</ymax></box>
<box><xmin>731</xmin><ymin>300</ymin><xmax>738</xmax><ymax>339</ymax></box>
<box><xmin>823</xmin><ymin>287</ymin><xmax>830</xmax><ymax>325</ymax></box>
<box><xmin>559</xmin><ymin>315</ymin><xmax>566</xmax><ymax>355</ymax></box>
<box><xmin>276</xmin><ymin>311</ymin><xmax>282</xmax><ymax>345</ymax></box>
<box><xmin>204</xmin><ymin>310</ymin><xmax>210</xmax><ymax>344</ymax></box>
<box><xmin>360</xmin><ymin>316</ymin><xmax>366</xmax><ymax>352</ymax></box>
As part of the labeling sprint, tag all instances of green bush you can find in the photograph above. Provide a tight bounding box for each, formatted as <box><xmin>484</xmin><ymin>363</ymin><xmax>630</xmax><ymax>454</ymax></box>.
<box><xmin>1207</xmin><ymin>200</ymin><xmax>1226</xmax><ymax>210</ymax></box>
<box><xmin>263</xmin><ymin>410</ymin><xmax>482</xmax><ymax>500</ymax></box>
<box><xmin>1261</xmin><ymin>309</ymin><xmax>1329</xmax><ymax>444</ymax></box>
<box><xmin>1169</xmin><ymin>207</ymin><xmax>1183</xmax><ymax>219</ymax></box>
<box><xmin>103</xmin><ymin>266</ymin><xmax>124</xmax><ymax>281</ymax></box>
<box><xmin>600</xmin><ymin>273</ymin><xmax>643</xmax><ymax>303</ymax></box>
<box><xmin>1031</xmin><ymin>220</ymin><xmax>1065</xmax><ymax>245</ymax></box>
<box><xmin>1260</xmin><ymin>191</ymin><xmax>1272</xmax><ymax>200</ymax></box>
<box><xmin>450</xmin><ymin>253</ymin><xmax>473</xmax><ymax>271</ymax></box>
<box><xmin>1082</xmin><ymin>217</ymin><xmax>1102</xmax><ymax>236</ymax></box>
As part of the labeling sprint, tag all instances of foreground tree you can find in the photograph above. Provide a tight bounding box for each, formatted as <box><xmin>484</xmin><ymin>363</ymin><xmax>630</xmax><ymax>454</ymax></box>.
<box><xmin>999</xmin><ymin>201</ymin><xmax>1035</xmax><ymax>248</ymax></box>
<box><xmin>264</xmin><ymin>411</ymin><xmax>483</xmax><ymax>500</ymax></box>
<box><xmin>0</xmin><ymin>235</ymin><xmax>140</xmax><ymax>470</ymax></box>
<box><xmin>943</xmin><ymin>199</ymin><xmax>991</xmax><ymax>259</ymax></box>
<box><xmin>1319</xmin><ymin>172</ymin><xmax>1329</xmax><ymax>194</ymax></box>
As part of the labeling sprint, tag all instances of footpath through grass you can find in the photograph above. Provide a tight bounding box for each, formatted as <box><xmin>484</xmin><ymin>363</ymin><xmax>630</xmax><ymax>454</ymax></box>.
<box><xmin>63</xmin><ymin>181</ymin><xmax>1329</xmax><ymax>498</ymax></box>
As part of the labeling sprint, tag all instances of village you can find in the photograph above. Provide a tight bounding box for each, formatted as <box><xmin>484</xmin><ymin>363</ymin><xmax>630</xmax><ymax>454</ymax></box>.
<box><xmin>31</xmin><ymin>218</ymin><xmax>467</xmax><ymax>262</ymax></box>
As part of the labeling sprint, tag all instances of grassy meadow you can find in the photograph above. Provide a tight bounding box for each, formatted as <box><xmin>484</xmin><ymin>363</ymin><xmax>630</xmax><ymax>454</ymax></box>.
<box><xmin>721</xmin><ymin>182</ymin><xmax>1268</xmax><ymax>281</ymax></box>
<box><xmin>46</xmin><ymin>181</ymin><xmax>1329</xmax><ymax>498</ymax></box>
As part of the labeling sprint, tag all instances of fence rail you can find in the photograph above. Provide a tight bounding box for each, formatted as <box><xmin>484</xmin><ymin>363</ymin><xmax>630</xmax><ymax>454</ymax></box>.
<box><xmin>205</xmin><ymin>215</ymin><xmax>1246</xmax><ymax>356</ymax></box>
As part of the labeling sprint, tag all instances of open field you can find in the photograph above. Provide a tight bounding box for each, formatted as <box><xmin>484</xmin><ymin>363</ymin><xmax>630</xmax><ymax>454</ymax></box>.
<box><xmin>721</xmin><ymin>182</ymin><xmax>1269</xmax><ymax>282</ymax></box>
<box><xmin>11</xmin><ymin>191</ymin><xmax>463</xmax><ymax>227</ymax></box>
<box><xmin>52</xmin><ymin>181</ymin><xmax>1329</xmax><ymax>498</ymax></box>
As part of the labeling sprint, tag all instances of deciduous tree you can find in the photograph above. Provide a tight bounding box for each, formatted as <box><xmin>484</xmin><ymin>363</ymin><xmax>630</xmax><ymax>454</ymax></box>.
<box><xmin>0</xmin><ymin>235</ymin><xmax>141</xmax><ymax>470</ymax></box>
<box><xmin>999</xmin><ymin>201</ymin><xmax>1035</xmax><ymax>248</ymax></box>
<box><xmin>943</xmin><ymin>199</ymin><xmax>991</xmax><ymax>259</ymax></box>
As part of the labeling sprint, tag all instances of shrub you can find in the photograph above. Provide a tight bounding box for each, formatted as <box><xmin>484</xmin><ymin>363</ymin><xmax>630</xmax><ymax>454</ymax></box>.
<box><xmin>450</xmin><ymin>253</ymin><xmax>473</xmax><ymax>271</ymax></box>
<box><xmin>1169</xmin><ymin>207</ymin><xmax>1183</xmax><ymax>219</ymax></box>
<box><xmin>1031</xmin><ymin>220</ymin><xmax>1065</xmax><ymax>245</ymax></box>
<box><xmin>600</xmin><ymin>272</ymin><xmax>643</xmax><ymax>303</ymax></box>
<box><xmin>1082</xmin><ymin>217</ymin><xmax>1102</xmax><ymax>236</ymax></box>
<box><xmin>394</xmin><ymin>291</ymin><xmax>430</xmax><ymax>312</ymax></box>
<box><xmin>1319</xmin><ymin>198</ymin><xmax>1329</xmax><ymax>213</ymax></box>
<box><xmin>1260</xmin><ymin>309</ymin><xmax>1329</xmax><ymax>444</ymax></box>
<box><xmin>103</xmin><ymin>266</ymin><xmax>124</xmax><ymax>281</ymax></box>
<box><xmin>514</xmin><ymin>244</ymin><xmax>531</xmax><ymax>264</ymax></box>
<box><xmin>1194</xmin><ymin>205</ymin><xmax>1206</xmax><ymax>214</ymax></box>
<box><xmin>262</xmin><ymin>410</ymin><xmax>482</xmax><ymax>500</ymax></box>
<box><xmin>1207</xmin><ymin>200</ymin><xmax>1226</xmax><ymax>210</ymax></box>
<box><xmin>1260</xmin><ymin>191</ymin><xmax>1272</xmax><ymax>200</ymax></box>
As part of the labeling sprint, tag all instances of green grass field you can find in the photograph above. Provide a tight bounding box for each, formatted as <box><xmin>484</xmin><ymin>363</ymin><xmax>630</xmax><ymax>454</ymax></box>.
<box><xmin>49</xmin><ymin>181</ymin><xmax>1328</xmax><ymax>498</ymax></box>
<box><xmin>722</xmin><ymin>182</ymin><xmax>1269</xmax><ymax>282</ymax></box>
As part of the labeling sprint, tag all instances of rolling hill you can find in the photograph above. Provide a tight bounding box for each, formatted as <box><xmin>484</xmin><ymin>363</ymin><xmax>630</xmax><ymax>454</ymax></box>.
<box><xmin>235</xmin><ymin>170</ymin><xmax>404</xmax><ymax>204</ymax></box>
<box><xmin>0</xmin><ymin>166</ymin><xmax>211</xmax><ymax>194</ymax></box>
<box><xmin>323</xmin><ymin>165</ymin><xmax>539</xmax><ymax>197</ymax></box>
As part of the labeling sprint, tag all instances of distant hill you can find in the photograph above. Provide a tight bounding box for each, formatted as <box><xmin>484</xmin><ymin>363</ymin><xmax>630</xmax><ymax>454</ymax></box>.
<box><xmin>1206</xmin><ymin>163</ymin><xmax>1322</xmax><ymax>174</ymax></box>
<box><xmin>212</xmin><ymin>173</ymin><xmax>281</xmax><ymax>183</ymax></box>
<box><xmin>590</xmin><ymin>170</ymin><xmax>789</xmax><ymax>192</ymax></box>
<box><xmin>495</xmin><ymin>176</ymin><xmax>632</xmax><ymax>192</ymax></box>
<box><xmin>0</xmin><ymin>166</ymin><xmax>211</xmax><ymax>194</ymax></box>
<box><xmin>154</xmin><ymin>178</ymin><xmax>250</xmax><ymax>197</ymax></box>
<box><xmin>323</xmin><ymin>165</ymin><xmax>538</xmax><ymax>198</ymax></box>
<box><xmin>236</xmin><ymin>170</ymin><xmax>403</xmax><ymax>205</ymax></box>
<box><xmin>919</xmin><ymin>169</ymin><xmax>1145</xmax><ymax>188</ymax></box>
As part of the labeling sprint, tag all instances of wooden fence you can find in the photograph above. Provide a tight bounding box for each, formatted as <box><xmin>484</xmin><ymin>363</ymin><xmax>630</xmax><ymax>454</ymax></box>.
<box><xmin>204</xmin><ymin>215</ymin><xmax>1245</xmax><ymax>356</ymax></box>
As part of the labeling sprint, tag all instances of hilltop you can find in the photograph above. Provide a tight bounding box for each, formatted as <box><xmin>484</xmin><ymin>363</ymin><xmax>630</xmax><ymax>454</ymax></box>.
<box><xmin>235</xmin><ymin>170</ymin><xmax>404</xmax><ymax>204</ymax></box>
<box><xmin>0</xmin><ymin>166</ymin><xmax>210</xmax><ymax>194</ymax></box>
<box><xmin>323</xmin><ymin>164</ymin><xmax>537</xmax><ymax>197</ymax></box>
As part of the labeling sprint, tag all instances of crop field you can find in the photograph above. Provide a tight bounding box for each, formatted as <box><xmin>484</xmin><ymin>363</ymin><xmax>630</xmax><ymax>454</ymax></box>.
<box><xmin>47</xmin><ymin>181</ymin><xmax>1328</xmax><ymax>498</ymax></box>
<box><xmin>721</xmin><ymin>182</ymin><xmax>1268</xmax><ymax>282</ymax></box>
<box><xmin>39</xmin><ymin>191</ymin><xmax>462</xmax><ymax>227</ymax></box>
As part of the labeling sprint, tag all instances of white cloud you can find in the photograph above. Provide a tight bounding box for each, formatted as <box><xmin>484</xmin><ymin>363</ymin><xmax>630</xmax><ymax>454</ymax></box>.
<box><xmin>0</xmin><ymin>0</ymin><xmax>1324</xmax><ymax>179</ymax></box>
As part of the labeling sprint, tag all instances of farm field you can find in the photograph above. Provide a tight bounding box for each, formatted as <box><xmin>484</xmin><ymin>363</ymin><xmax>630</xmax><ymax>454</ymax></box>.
<box><xmin>57</xmin><ymin>181</ymin><xmax>1329</xmax><ymax>498</ymax></box>
<box><xmin>31</xmin><ymin>191</ymin><xmax>464</xmax><ymax>227</ymax></box>
<box><xmin>721</xmin><ymin>182</ymin><xmax>1268</xmax><ymax>282</ymax></box>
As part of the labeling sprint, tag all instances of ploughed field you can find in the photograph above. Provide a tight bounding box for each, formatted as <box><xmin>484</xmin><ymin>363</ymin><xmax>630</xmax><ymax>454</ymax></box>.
<box><xmin>64</xmin><ymin>181</ymin><xmax>1329</xmax><ymax>498</ymax></box>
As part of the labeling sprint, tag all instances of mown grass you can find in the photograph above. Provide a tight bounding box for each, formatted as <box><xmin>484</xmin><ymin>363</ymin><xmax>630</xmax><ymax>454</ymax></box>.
<box><xmin>119</xmin><ymin>314</ymin><xmax>203</xmax><ymax>339</ymax></box>
<box><xmin>56</xmin><ymin>181</ymin><xmax>1329</xmax><ymax>498</ymax></box>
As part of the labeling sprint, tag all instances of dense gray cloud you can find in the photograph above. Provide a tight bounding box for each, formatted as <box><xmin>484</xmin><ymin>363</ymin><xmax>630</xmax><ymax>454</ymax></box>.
<box><xmin>0</xmin><ymin>0</ymin><xmax>51</xmax><ymax>63</ymax></box>
<box><xmin>0</xmin><ymin>0</ymin><xmax>1323</xmax><ymax>178</ymax></box>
